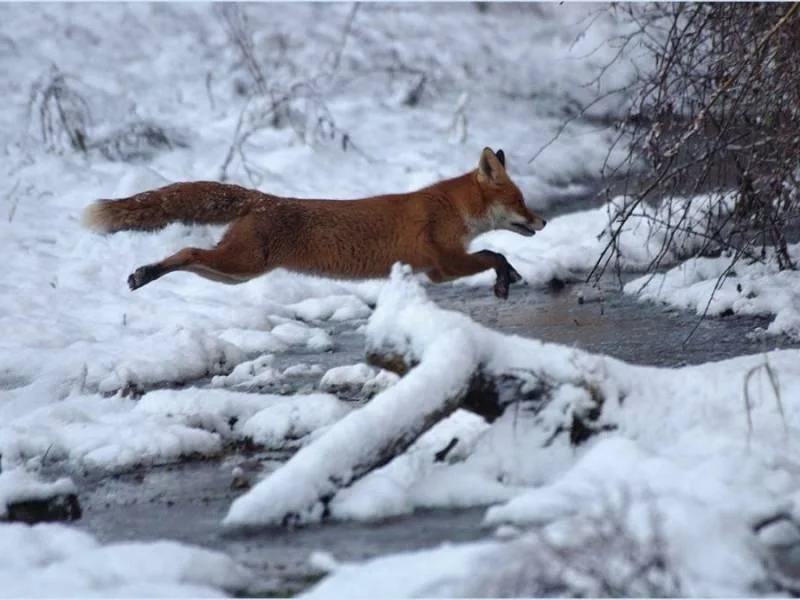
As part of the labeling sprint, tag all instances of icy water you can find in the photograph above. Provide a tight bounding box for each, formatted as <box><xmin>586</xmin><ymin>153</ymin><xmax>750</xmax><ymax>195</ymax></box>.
<box><xmin>71</xmin><ymin>278</ymin><xmax>798</xmax><ymax>597</ymax></box>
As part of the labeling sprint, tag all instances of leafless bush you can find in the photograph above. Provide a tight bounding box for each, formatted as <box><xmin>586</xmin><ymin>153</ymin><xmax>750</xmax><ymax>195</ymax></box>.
<box><xmin>27</xmin><ymin>64</ymin><xmax>92</xmax><ymax>155</ymax></box>
<box><xmin>90</xmin><ymin>121</ymin><xmax>189</xmax><ymax>163</ymax></box>
<box><xmin>215</xmin><ymin>3</ymin><xmax>370</xmax><ymax>183</ymax></box>
<box><xmin>586</xmin><ymin>3</ymin><xmax>800</xmax><ymax>283</ymax></box>
<box><xmin>26</xmin><ymin>65</ymin><xmax>188</xmax><ymax>163</ymax></box>
<box><xmin>458</xmin><ymin>487</ymin><xmax>682</xmax><ymax>597</ymax></box>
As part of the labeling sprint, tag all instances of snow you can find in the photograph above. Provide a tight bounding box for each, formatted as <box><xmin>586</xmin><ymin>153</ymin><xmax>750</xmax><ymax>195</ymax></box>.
<box><xmin>477</xmin><ymin>439</ymin><xmax>774</xmax><ymax>597</ymax></box>
<box><xmin>0</xmin><ymin>469</ymin><xmax>76</xmax><ymax>519</ymax></box>
<box><xmin>301</xmin><ymin>541</ymin><xmax>499</xmax><ymax>600</ymax></box>
<box><xmin>287</xmin><ymin>296</ymin><xmax>372</xmax><ymax>323</ymax></box>
<box><xmin>625</xmin><ymin>242</ymin><xmax>800</xmax><ymax>340</ymax></box>
<box><xmin>460</xmin><ymin>192</ymin><xmax>737</xmax><ymax>289</ymax></box>
<box><xmin>319</xmin><ymin>363</ymin><xmax>399</xmax><ymax>398</ymax></box>
<box><xmin>303</xmin><ymin>490</ymin><xmax>768</xmax><ymax>598</ymax></box>
<box><xmin>328</xmin><ymin>409</ymin><xmax>506</xmax><ymax>522</ymax></box>
<box><xmin>237</xmin><ymin>393</ymin><xmax>353</xmax><ymax>448</ymax></box>
<box><xmin>1</xmin><ymin>387</ymin><xmax>353</xmax><ymax>473</ymax></box>
<box><xmin>3</xmin><ymin>2</ymin><xmax>798</xmax><ymax>597</ymax></box>
<box><xmin>298</xmin><ymin>271</ymin><xmax>800</xmax><ymax>596</ymax></box>
<box><xmin>222</xmin><ymin>292</ymin><xmax>480</xmax><ymax>527</ymax></box>
<box><xmin>0</xmin><ymin>523</ymin><xmax>254</xmax><ymax>597</ymax></box>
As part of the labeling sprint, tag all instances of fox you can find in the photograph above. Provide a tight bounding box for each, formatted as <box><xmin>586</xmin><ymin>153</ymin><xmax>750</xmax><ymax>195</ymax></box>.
<box><xmin>82</xmin><ymin>147</ymin><xmax>546</xmax><ymax>299</ymax></box>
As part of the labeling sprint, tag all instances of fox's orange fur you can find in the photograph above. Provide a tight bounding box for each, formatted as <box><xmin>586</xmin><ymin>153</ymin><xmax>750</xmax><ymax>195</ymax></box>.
<box><xmin>82</xmin><ymin>147</ymin><xmax>546</xmax><ymax>299</ymax></box>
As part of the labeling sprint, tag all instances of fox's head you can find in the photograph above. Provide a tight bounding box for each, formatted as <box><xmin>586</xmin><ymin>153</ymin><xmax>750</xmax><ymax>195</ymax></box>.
<box><xmin>475</xmin><ymin>147</ymin><xmax>546</xmax><ymax>237</ymax></box>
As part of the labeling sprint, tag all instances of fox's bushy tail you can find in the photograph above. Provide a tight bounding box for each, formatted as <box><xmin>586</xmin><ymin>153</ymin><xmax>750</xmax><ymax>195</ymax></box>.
<box><xmin>82</xmin><ymin>181</ymin><xmax>263</xmax><ymax>233</ymax></box>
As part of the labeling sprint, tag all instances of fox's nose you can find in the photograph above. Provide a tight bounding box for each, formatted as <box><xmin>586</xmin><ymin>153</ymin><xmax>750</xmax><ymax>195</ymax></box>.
<box><xmin>541</xmin><ymin>218</ymin><xmax>547</xmax><ymax>226</ymax></box>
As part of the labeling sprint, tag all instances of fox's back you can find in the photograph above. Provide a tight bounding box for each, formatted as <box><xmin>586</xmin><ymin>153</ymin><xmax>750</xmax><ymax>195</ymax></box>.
<box><xmin>249</xmin><ymin>191</ymin><xmax>458</xmax><ymax>279</ymax></box>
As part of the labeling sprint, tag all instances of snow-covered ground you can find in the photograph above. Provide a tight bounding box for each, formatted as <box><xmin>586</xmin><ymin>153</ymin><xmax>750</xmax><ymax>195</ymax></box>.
<box><xmin>624</xmin><ymin>243</ymin><xmax>800</xmax><ymax>341</ymax></box>
<box><xmin>0</xmin><ymin>2</ymin><xmax>651</xmax><ymax>475</ymax></box>
<box><xmin>297</xmin><ymin>270</ymin><xmax>800</xmax><ymax>597</ymax></box>
<box><xmin>2</xmin><ymin>2</ymin><xmax>800</xmax><ymax>597</ymax></box>
<box><xmin>0</xmin><ymin>522</ymin><xmax>254</xmax><ymax>597</ymax></box>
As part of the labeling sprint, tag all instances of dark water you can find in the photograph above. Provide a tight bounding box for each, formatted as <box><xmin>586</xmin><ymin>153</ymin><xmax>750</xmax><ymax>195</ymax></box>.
<box><xmin>67</xmin><ymin>278</ymin><xmax>800</xmax><ymax>596</ymax></box>
<box><xmin>79</xmin><ymin>458</ymin><xmax>488</xmax><ymax>596</ymax></box>
<box><xmin>432</xmin><ymin>277</ymin><xmax>786</xmax><ymax>368</ymax></box>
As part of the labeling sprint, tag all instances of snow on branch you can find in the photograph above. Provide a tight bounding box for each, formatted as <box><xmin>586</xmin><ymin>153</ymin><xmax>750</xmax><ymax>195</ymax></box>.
<box><xmin>222</xmin><ymin>270</ymin><xmax>479</xmax><ymax>528</ymax></box>
<box><xmin>222</xmin><ymin>266</ymin><xmax>621</xmax><ymax>530</ymax></box>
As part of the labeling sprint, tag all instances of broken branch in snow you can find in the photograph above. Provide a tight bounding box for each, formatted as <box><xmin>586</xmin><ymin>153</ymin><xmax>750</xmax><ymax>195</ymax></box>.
<box><xmin>222</xmin><ymin>328</ymin><xmax>478</xmax><ymax>529</ymax></box>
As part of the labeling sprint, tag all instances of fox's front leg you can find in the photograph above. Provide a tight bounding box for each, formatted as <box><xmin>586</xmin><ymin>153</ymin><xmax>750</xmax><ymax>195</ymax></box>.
<box><xmin>429</xmin><ymin>249</ymin><xmax>522</xmax><ymax>299</ymax></box>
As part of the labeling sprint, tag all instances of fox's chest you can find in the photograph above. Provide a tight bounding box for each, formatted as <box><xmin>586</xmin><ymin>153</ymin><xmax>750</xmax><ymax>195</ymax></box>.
<box><xmin>461</xmin><ymin>208</ymin><xmax>505</xmax><ymax>245</ymax></box>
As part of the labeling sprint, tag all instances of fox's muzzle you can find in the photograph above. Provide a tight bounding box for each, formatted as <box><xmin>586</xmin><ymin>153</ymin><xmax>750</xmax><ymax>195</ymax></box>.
<box><xmin>510</xmin><ymin>213</ymin><xmax>546</xmax><ymax>236</ymax></box>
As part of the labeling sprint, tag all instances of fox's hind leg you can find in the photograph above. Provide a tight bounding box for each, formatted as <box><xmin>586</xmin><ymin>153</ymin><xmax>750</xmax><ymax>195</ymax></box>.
<box><xmin>127</xmin><ymin>217</ymin><xmax>270</xmax><ymax>290</ymax></box>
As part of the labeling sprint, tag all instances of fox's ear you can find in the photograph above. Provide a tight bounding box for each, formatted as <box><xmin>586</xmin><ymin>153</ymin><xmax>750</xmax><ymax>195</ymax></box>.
<box><xmin>496</xmin><ymin>149</ymin><xmax>505</xmax><ymax>167</ymax></box>
<box><xmin>478</xmin><ymin>147</ymin><xmax>505</xmax><ymax>182</ymax></box>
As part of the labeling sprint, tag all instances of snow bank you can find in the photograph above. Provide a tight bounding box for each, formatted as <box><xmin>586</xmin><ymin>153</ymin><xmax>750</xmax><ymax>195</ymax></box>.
<box><xmin>480</xmin><ymin>437</ymin><xmax>773</xmax><ymax>596</ymax></box>
<box><xmin>293</xmin><ymin>269</ymin><xmax>800</xmax><ymax>596</ymax></box>
<box><xmin>0</xmin><ymin>469</ymin><xmax>76</xmax><ymax>520</ymax></box>
<box><xmin>300</xmin><ymin>541</ymin><xmax>499</xmax><ymax>600</ymax></box>
<box><xmin>0</xmin><ymin>522</ymin><xmax>254</xmax><ymax>597</ymax></box>
<box><xmin>0</xmin><ymin>387</ymin><xmax>351</xmax><ymax>473</ymax></box>
<box><xmin>625</xmin><ymin>242</ymin><xmax>800</xmax><ymax>340</ymax></box>
<box><xmin>223</xmin><ymin>273</ymin><xmax>481</xmax><ymax>528</ymax></box>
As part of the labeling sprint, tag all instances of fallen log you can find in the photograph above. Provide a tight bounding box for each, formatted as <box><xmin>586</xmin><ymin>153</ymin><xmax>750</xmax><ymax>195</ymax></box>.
<box><xmin>222</xmin><ymin>328</ymin><xmax>479</xmax><ymax>529</ymax></box>
<box><xmin>222</xmin><ymin>267</ymin><xmax>618</xmax><ymax>529</ymax></box>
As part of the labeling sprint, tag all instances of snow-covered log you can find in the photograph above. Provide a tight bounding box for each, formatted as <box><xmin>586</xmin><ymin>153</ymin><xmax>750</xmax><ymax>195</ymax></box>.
<box><xmin>222</xmin><ymin>277</ymin><xmax>480</xmax><ymax>528</ymax></box>
<box><xmin>366</xmin><ymin>268</ymin><xmax>618</xmax><ymax>440</ymax></box>
<box><xmin>222</xmin><ymin>266</ymin><xmax>618</xmax><ymax>529</ymax></box>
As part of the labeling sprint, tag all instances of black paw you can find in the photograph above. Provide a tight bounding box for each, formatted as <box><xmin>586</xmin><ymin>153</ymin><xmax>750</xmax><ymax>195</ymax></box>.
<box><xmin>493</xmin><ymin>278</ymin><xmax>510</xmax><ymax>300</ymax></box>
<box><xmin>127</xmin><ymin>266</ymin><xmax>153</xmax><ymax>291</ymax></box>
<box><xmin>507</xmin><ymin>264</ymin><xmax>523</xmax><ymax>284</ymax></box>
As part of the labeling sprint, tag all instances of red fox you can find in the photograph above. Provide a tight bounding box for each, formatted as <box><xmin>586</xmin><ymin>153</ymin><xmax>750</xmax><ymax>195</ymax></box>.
<box><xmin>82</xmin><ymin>147</ymin><xmax>546</xmax><ymax>299</ymax></box>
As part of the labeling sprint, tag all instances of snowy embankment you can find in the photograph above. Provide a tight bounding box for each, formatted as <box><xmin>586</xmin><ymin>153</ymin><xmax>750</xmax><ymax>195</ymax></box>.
<box><xmin>625</xmin><ymin>243</ymin><xmax>800</xmax><ymax>340</ymax></box>
<box><xmin>0</xmin><ymin>523</ymin><xmax>254</xmax><ymax>598</ymax></box>
<box><xmin>212</xmin><ymin>267</ymin><xmax>800</xmax><ymax>596</ymax></box>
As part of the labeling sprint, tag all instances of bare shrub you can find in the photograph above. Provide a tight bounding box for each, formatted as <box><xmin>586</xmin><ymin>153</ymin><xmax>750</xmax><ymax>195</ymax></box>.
<box><xmin>457</xmin><ymin>487</ymin><xmax>682</xmax><ymax>597</ymax></box>
<box><xmin>27</xmin><ymin>64</ymin><xmax>92</xmax><ymax>155</ymax></box>
<box><xmin>215</xmin><ymin>4</ymin><xmax>370</xmax><ymax>183</ymax></box>
<box><xmin>90</xmin><ymin>121</ymin><xmax>189</xmax><ymax>163</ymax></box>
<box><xmin>26</xmin><ymin>65</ymin><xmax>189</xmax><ymax>163</ymax></box>
<box><xmin>581</xmin><ymin>3</ymin><xmax>800</xmax><ymax>283</ymax></box>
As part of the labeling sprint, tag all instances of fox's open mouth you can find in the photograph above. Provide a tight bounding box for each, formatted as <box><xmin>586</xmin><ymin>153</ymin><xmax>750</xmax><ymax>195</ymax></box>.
<box><xmin>510</xmin><ymin>222</ymin><xmax>538</xmax><ymax>236</ymax></box>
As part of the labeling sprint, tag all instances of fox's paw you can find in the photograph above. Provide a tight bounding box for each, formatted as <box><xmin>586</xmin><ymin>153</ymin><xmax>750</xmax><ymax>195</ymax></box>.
<box><xmin>127</xmin><ymin>271</ymin><xmax>144</xmax><ymax>291</ymax></box>
<box><xmin>507</xmin><ymin>265</ymin><xmax>523</xmax><ymax>284</ymax></box>
<box><xmin>493</xmin><ymin>278</ymin><xmax>510</xmax><ymax>300</ymax></box>
<box><xmin>127</xmin><ymin>266</ymin><xmax>155</xmax><ymax>291</ymax></box>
